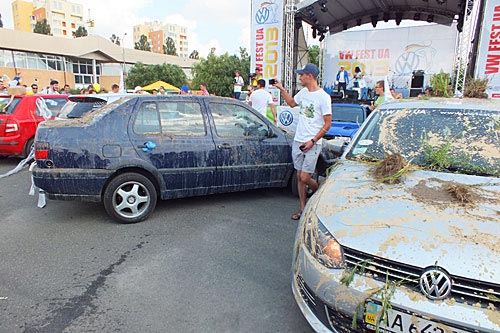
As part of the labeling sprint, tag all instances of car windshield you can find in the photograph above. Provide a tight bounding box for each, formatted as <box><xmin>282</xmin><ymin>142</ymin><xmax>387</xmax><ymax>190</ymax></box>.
<box><xmin>331</xmin><ymin>106</ymin><xmax>365</xmax><ymax>123</ymax></box>
<box><xmin>347</xmin><ymin>107</ymin><xmax>500</xmax><ymax>176</ymax></box>
<box><xmin>0</xmin><ymin>97</ymin><xmax>22</xmax><ymax>114</ymax></box>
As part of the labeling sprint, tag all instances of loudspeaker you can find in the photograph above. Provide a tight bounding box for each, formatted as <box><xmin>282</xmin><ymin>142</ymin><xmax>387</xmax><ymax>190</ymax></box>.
<box><xmin>330</xmin><ymin>91</ymin><xmax>343</xmax><ymax>99</ymax></box>
<box><xmin>411</xmin><ymin>70</ymin><xmax>424</xmax><ymax>88</ymax></box>
<box><xmin>410</xmin><ymin>88</ymin><xmax>422</xmax><ymax>97</ymax></box>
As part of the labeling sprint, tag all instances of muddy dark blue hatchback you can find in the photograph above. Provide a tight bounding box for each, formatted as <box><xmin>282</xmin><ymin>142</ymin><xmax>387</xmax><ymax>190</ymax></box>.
<box><xmin>32</xmin><ymin>96</ymin><xmax>299</xmax><ymax>223</ymax></box>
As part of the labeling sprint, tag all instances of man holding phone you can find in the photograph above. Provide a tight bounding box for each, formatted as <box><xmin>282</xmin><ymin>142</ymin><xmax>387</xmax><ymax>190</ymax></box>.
<box><xmin>271</xmin><ymin>63</ymin><xmax>332</xmax><ymax>220</ymax></box>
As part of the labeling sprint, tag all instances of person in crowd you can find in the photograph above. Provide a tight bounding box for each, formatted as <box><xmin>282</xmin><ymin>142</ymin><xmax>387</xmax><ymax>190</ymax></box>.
<box><xmin>271</xmin><ymin>63</ymin><xmax>332</xmax><ymax>221</ymax></box>
<box><xmin>200</xmin><ymin>83</ymin><xmax>210</xmax><ymax>96</ymax></box>
<box><xmin>233</xmin><ymin>70</ymin><xmax>244</xmax><ymax>99</ymax></box>
<box><xmin>152</xmin><ymin>88</ymin><xmax>159</xmax><ymax>95</ymax></box>
<box><xmin>249</xmin><ymin>79</ymin><xmax>276</xmax><ymax>124</ymax></box>
<box><xmin>354</xmin><ymin>66</ymin><xmax>368</xmax><ymax>100</ymax></box>
<box><xmin>111</xmin><ymin>84</ymin><xmax>120</xmax><ymax>93</ymax></box>
<box><xmin>181</xmin><ymin>84</ymin><xmax>189</xmax><ymax>95</ymax></box>
<box><xmin>61</xmin><ymin>84</ymin><xmax>71</xmax><ymax>95</ymax></box>
<box><xmin>134</xmin><ymin>86</ymin><xmax>147</xmax><ymax>94</ymax></box>
<box><xmin>87</xmin><ymin>84</ymin><xmax>95</xmax><ymax>94</ymax></box>
<box><xmin>30</xmin><ymin>83</ymin><xmax>39</xmax><ymax>95</ymax></box>
<box><xmin>0</xmin><ymin>79</ymin><xmax>7</xmax><ymax>94</ymax></box>
<box><xmin>251</xmin><ymin>67</ymin><xmax>262</xmax><ymax>88</ymax></box>
<box><xmin>245</xmin><ymin>84</ymin><xmax>254</xmax><ymax>104</ymax></box>
<box><xmin>390</xmin><ymin>88</ymin><xmax>403</xmax><ymax>99</ymax></box>
<box><xmin>41</xmin><ymin>80</ymin><xmax>60</xmax><ymax>94</ymax></box>
<box><xmin>336</xmin><ymin>65</ymin><xmax>349</xmax><ymax>96</ymax></box>
<box><xmin>371</xmin><ymin>80</ymin><xmax>385</xmax><ymax>110</ymax></box>
<box><xmin>159</xmin><ymin>86</ymin><xmax>166</xmax><ymax>95</ymax></box>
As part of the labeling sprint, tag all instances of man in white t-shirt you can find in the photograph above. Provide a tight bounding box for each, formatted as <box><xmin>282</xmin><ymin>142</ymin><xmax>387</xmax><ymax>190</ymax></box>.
<box><xmin>248</xmin><ymin>79</ymin><xmax>276</xmax><ymax>124</ymax></box>
<box><xmin>272</xmin><ymin>63</ymin><xmax>332</xmax><ymax>220</ymax></box>
<box><xmin>233</xmin><ymin>70</ymin><xmax>244</xmax><ymax>100</ymax></box>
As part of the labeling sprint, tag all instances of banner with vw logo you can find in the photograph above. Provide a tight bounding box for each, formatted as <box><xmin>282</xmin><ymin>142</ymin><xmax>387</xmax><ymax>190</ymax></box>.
<box><xmin>322</xmin><ymin>24</ymin><xmax>457</xmax><ymax>97</ymax></box>
<box><xmin>251</xmin><ymin>0</ymin><xmax>283</xmax><ymax>104</ymax></box>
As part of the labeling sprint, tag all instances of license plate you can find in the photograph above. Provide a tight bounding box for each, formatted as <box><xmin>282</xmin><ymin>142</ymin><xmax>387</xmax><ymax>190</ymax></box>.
<box><xmin>364</xmin><ymin>300</ymin><xmax>470</xmax><ymax>333</ymax></box>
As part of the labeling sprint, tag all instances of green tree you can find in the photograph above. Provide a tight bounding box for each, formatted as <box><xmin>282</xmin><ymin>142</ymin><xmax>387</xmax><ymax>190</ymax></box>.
<box><xmin>110</xmin><ymin>34</ymin><xmax>121</xmax><ymax>46</ymax></box>
<box><xmin>73</xmin><ymin>26</ymin><xmax>88</xmax><ymax>38</ymax></box>
<box><xmin>191</xmin><ymin>47</ymin><xmax>250</xmax><ymax>97</ymax></box>
<box><xmin>134</xmin><ymin>35</ymin><xmax>151</xmax><ymax>51</ymax></box>
<box><xmin>126</xmin><ymin>62</ymin><xmax>187</xmax><ymax>90</ymax></box>
<box><xmin>163</xmin><ymin>37</ymin><xmax>177</xmax><ymax>56</ymax></box>
<box><xmin>33</xmin><ymin>19</ymin><xmax>51</xmax><ymax>35</ymax></box>
<box><xmin>308</xmin><ymin>45</ymin><xmax>320</xmax><ymax>68</ymax></box>
<box><xmin>189</xmin><ymin>50</ymin><xmax>199</xmax><ymax>59</ymax></box>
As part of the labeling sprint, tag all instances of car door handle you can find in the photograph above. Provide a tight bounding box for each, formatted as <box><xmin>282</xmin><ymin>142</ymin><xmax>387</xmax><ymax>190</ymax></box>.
<box><xmin>217</xmin><ymin>143</ymin><xmax>231</xmax><ymax>149</ymax></box>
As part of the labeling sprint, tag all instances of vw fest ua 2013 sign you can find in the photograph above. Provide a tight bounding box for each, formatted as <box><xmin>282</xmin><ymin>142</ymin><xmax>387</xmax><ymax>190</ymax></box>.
<box><xmin>251</xmin><ymin>0</ymin><xmax>283</xmax><ymax>104</ymax></box>
<box><xmin>475</xmin><ymin>0</ymin><xmax>500</xmax><ymax>98</ymax></box>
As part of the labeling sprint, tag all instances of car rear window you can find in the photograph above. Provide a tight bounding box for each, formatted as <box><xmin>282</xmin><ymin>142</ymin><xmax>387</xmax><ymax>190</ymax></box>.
<box><xmin>59</xmin><ymin>97</ymin><xmax>107</xmax><ymax>118</ymax></box>
<box><xmin>0</xmin><ymin>97</ymin><xmax>22</xmax><ymax>114</ymax></box>
<box><xmin>331</xmin><ymin>106</ymin><xmax>365</xmax><ymax>123</ymax></box>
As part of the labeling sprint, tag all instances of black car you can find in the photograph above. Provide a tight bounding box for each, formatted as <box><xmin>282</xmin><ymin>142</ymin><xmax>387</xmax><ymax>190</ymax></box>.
<box><xmin>32</xmin><ymin>95</ymin><xmax>335</xmax><ymax>223</ymax></box>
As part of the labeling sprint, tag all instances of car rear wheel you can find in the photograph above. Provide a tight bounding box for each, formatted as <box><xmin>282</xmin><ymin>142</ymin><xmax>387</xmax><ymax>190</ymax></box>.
<box><xmin>103</xmin><ymin>172</ymin><xmax>157</xmax><ymax>224</ymax></box>
<box><xmin>23</xmin><ymin>138</ymin><xmax>35</xmax><ymax>159</ymax></box>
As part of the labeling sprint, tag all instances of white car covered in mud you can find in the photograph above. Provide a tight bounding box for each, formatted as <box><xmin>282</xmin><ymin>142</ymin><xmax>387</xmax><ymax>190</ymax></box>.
<box><xmin>292</xmin><ymin>98</ymin><xmax>500</xmax><ymax>332</ymax></box>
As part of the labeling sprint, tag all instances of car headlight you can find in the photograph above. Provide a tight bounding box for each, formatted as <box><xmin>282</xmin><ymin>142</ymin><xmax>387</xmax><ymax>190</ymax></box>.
<box><xmin>302</xmin><ymin>212</ymin><xmax>345</xmax><ymax>269</ymax></box>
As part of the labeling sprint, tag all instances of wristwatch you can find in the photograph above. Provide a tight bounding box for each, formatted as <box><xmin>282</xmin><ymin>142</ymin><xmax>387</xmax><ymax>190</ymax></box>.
<box><xmin>311</xmin><ymin>138</ymin><xmax>316</xmax><ymax>144</ymax></box>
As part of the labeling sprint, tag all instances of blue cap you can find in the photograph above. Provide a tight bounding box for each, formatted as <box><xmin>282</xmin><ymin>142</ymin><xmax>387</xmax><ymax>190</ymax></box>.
<box><xmin>295</xmin><ymin>63</ymin><xmax>320</xmax><ymax>78</ymax></box>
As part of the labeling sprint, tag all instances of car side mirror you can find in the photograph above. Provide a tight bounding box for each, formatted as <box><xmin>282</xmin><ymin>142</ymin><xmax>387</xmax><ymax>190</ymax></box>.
<box><xmin>324</xmin><ymin>138</ymin><xmax>347</xmax><ymax>156</ymax></box>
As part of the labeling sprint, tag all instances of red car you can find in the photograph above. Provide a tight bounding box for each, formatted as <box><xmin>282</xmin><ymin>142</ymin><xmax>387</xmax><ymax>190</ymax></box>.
<box><xmin>0</xmin><ymin>94</ymin><xmax>68</xmax><ymax>158</ymax></box>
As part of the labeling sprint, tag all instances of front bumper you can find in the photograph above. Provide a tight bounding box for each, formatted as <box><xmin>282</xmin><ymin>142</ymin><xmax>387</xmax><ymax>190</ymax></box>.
<box><xmin>32</xmin><ymin>166</ymin><xmax>113</xmax><ymax>202</ymax></box>
<box><xmin>293</xmin><ymin>244</ymin><xmax>499</xmax><ymax>333</ymax></box>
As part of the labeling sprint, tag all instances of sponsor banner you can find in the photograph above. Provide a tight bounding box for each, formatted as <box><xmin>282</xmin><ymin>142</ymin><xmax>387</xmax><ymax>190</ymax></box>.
<box><xmin>251</xmin><ymin>0</ymin><xmax>283</xmax><ymax>103</ymax></box>
<box><xmin>277</xmin><ymin>105</ymin><xmax>299</xmax><ymax>132</ymax></box>
<box><xmin>323</xmin><ymin>24</ymin><xmax>457</xmax><ymax>96</ymax></box>
<box><xmin>475</xmin><ymin>0</ymin><xmax>500</xmax><ymax>98</ymax></box>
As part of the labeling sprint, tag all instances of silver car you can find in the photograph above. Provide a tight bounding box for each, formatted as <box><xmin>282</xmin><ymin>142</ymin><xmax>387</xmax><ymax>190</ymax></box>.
<box><xmin>292</xmin><ymin>98</ymin><xmax>500</xmax><ymax>332</ymax></box>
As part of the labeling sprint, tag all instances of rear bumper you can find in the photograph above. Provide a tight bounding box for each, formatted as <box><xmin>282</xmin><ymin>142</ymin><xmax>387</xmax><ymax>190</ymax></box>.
<box><xmin>32</xmin><ymin>166</ymin><xmax>113</xmax><ymax>201</ymax></box>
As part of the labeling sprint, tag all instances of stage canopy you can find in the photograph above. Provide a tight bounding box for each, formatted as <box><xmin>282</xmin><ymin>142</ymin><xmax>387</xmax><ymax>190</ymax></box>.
<box><xmin>296</xmin><ymin>0</ymin><xmax>467</xmax><ymax>36</ymax></box>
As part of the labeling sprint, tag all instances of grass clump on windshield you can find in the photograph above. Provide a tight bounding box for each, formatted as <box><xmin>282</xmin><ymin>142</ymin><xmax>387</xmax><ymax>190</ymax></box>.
<box><xmin>373</xmin><ymin>153</ymin><xmax>410</xmax><ymax>184</ymax></box>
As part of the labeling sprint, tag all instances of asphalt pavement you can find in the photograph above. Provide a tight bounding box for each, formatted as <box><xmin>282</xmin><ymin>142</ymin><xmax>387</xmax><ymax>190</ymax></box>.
<box><xmin>0</xmin><ymin>158</ymin><xmax>313</xmax><ymax>333</ymax></box>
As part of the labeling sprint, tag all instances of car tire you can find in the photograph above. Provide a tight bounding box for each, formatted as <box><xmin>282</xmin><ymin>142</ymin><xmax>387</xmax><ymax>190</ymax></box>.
<box><xmin>103</xmin><ymin>172</ymin><xmax>157</xmax><ymax>224</ymax></box>
<box><xmin>23</xmin><ymin>138</ymin><xmax>35</xmax><ymax>159</ymax></box>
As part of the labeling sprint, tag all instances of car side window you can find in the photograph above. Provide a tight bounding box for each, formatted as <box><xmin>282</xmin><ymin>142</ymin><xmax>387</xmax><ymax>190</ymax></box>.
<box><xmin>157</xmin><ymin>101</ymin><xmax>205</xmax><ymax>136</ymax></box>
<box><xmin>210</xmin><ymin>102</ymin><xmax>269</xmax><ymax>138</ymax></box>
<box><xmin>36</xmin><ymin>98</ymin><xmax>67</xmax><ymax>117</ymax></box>
<box><xmin>133</xmin><ymin>102</ymin><xmax>161</xmax><ymax>134</ymax></box>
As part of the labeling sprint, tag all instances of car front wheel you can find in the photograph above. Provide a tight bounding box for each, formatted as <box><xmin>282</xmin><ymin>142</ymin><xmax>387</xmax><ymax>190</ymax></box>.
<box><xmin>103</xmin><ymin>172</ymin><xmax>157</xmax><ymax>224</ymax></box>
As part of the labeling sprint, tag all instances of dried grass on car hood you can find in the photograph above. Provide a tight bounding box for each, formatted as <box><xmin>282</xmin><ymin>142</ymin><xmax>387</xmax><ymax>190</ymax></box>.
<box><xmin>373</xmin><ymin>153</ymin><xmax>408</xmax><ymax>184</ymax></box>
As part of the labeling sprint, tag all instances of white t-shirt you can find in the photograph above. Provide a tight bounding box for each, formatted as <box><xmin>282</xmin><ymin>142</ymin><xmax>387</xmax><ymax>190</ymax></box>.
<box><xmin>293</xmin><ymin>88</ymin><xmax>332</xmax><ymax>144</ymax></box>
<box><xmin>249</xmin><ymin>88</ymin><xmax>273</xmax><ymax>117</ymax></box>
<box><xmin>233</xmin><ymin>76</ymin><xmax>244</xmax><ymax>93</ymax></box>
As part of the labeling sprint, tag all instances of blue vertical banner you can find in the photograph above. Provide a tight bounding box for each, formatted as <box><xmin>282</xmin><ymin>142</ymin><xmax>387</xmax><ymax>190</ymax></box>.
<box><xmin>251</xmin><ymin>0</ymin><xmax>283</xmax><ymax>103</ymax></box>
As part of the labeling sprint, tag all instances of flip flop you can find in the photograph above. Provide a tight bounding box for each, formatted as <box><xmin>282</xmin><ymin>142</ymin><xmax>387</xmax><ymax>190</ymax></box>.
<box><xmin>291</xmin><ymin>212</ymin><xmax>302</xmax><ymax>220</ymax></box>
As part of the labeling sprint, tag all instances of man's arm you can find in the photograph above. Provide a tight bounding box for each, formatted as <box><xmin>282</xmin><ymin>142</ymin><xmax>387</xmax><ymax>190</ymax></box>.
<box><xmin>272</xmin><ymin>79</ymin><xmax>297</xmax><ymax>108</ymax></box>
<box><xmin>269</xmin><ymin>103</ymin><xmax>277</xmax><ymax>124</ymax></box>
<box><xmin>303</xmin><ymin>114</ymin><xmax>332</xmax><ymax>151</ymax></box>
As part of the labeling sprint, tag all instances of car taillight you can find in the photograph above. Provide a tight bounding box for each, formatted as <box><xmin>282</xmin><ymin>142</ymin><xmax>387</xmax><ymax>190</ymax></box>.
<box><xmin>35</xmin><ymin>141</ymin><xmax>49</xmax><ymax>160</ymax></box>
<box><xmin>5</xmin><ymin>120</ymin><xmax>19</xmax><ymax>136</ymax></box>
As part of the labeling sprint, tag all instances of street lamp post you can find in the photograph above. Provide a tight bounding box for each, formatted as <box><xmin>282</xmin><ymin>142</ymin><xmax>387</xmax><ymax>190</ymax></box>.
<box><xmin>121</xmin><ymin>33</ymin><xmax>127</xmax><ymax>92</ymax></box>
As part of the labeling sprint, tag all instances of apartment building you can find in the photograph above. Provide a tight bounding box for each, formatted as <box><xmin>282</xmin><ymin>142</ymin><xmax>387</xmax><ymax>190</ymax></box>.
<box><xmin>133</xmin><ymin>21</ymin><xmax>189</xmax><ymax>58</ymax></box>
<box><xmin>11</xmin><ymin>0</ymin><xmax>85</xmax><ymax>38</ymax></box>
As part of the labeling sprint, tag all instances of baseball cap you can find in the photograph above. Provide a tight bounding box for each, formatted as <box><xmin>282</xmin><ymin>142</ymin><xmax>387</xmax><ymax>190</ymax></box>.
<box><xmin>295</xmin><ymin>63</ymin><xmax>320</xmax><ymax>78</ymax></box>
<box><xmin>134</xmin><ymin>86</ymin><xmax>143</xmax><ymax>93</ymax></box>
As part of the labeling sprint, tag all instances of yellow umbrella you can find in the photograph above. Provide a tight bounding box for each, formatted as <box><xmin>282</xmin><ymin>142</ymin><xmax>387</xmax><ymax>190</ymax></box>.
<box><xmin>142</xmin><ymin>80</ymin><xmax>180</xmax><ymax>92</ymax></box>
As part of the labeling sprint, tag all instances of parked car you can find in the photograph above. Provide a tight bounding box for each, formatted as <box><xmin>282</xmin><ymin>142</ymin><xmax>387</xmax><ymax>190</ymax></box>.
<box><xmin>0</xmin><ymin>94</ymin><xmax>68</xmax><ymax>157</ymax></box>
<box><xmin>32</xmin><ymin>95</ymin><xmax>336</xmax><ymax>223</ymax></box>
<box><xmin>324</xmin><ymin>102</ymin><xmax>370</xmax><ymax>142</ymax></box>
<box><xmin>293</xmin><ymin>99</ymin><xmax>500</xmax><ymax>332</ymax></box>
<box><xmin>58</xmin><ymin>93</ymin><xmax>133</xmax><ymax>119</ymax></box>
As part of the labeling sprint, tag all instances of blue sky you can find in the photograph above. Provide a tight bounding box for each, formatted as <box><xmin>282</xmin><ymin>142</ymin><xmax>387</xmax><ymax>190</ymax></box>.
<box><xmin>0</xmin><ymin>0</ymin><xmax>252</xmax><ymax>57</ymax></box>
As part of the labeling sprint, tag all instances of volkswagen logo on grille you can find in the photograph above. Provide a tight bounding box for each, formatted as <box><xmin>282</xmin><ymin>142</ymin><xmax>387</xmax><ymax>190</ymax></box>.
<box><xmin>419</xmin><ymin>268</ymin><xmax>452</xmax><ymax>300</ymax></box>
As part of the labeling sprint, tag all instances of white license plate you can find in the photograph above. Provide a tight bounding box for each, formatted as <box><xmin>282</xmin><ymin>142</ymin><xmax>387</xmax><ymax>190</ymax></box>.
<box><xmin>364</xmin><ymin>301</ymin><xmax>470</xmax><ymax>333</ymax></box>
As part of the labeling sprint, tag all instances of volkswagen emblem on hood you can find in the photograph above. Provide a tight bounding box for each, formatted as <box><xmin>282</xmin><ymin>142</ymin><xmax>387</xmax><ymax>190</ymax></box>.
<box><xmin>419</xmin><ymin>268</ymin><xmax>452</xmax><ymax>300</ymax></box>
